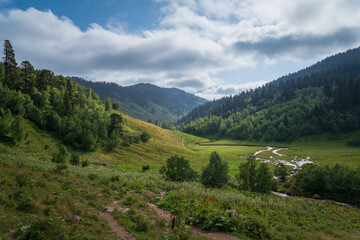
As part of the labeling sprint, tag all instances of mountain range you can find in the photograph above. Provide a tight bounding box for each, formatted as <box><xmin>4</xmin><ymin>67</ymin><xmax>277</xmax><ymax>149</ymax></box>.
<box><xmin>71</xmin><ymin>77</ymin><xmax>207</xmax><ymax>124</ymax></box>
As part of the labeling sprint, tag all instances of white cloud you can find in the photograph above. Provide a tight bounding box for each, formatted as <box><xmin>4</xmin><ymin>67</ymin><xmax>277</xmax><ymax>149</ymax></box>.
<box><xmin>0</xmin><ymin>0</ymin><xmax>360</xmax><ymax>99</ymax></box>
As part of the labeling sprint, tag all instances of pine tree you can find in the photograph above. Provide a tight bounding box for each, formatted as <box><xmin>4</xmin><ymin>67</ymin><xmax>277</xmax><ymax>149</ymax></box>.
<box><xmin>37</xmin><ymin>69</ymin><xmax>52</xmax><ymax>91</ymax></box>
<box><xmin>3</xmin><ymin>40</ymin><xmax>18</xmax><ymax>88</ymax></box>
<box><xmin>20</xmin><ymin>61</ymin><xmax>36</xmax><ymax>93</ymax></box>
<box><xmin>105</xmin><ymin>97</ymin><xmax>112</xmax><ymax>112</ymax></box>
<box><xmin>64</xmin><ymin>78</ymin><xmax>74</xmax><ymax>115</ymax></box>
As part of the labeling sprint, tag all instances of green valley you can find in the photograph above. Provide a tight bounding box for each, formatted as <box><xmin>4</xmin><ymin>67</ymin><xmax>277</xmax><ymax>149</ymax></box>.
<box><xmin>1</xmin><ymin>40</ymin><xmax>360</xmax><ymax>240</ymax></box>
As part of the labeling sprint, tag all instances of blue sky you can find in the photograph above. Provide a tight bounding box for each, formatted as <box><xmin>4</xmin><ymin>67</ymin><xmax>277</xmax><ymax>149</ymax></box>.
<box><xmin>1</xmin><ymin>0</ymin><xmax>360</xmax><ymax>99</ymax></box>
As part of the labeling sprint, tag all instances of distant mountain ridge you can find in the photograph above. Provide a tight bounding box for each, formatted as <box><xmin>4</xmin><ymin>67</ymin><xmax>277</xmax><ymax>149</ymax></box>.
<box><xmin>179</xmin><ymin>46</ymin><xmax>360</xmax><ymax>142</ymax></box>
<box><xmin>71</xmin><ymin>77</ymin><xmax>207</xmax><ymax>124</ymax></box>
<box><xmin>277</xmin><ymin>46</ymin><xmax>360</xmax><ymax>82</ymax></box>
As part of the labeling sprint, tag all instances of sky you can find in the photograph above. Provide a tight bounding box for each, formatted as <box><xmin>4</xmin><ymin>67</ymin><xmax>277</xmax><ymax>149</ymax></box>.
<box><xmin>1</xmin><ymin>0</ymin><xmax>360</xmax><ymax>99</ymax></box>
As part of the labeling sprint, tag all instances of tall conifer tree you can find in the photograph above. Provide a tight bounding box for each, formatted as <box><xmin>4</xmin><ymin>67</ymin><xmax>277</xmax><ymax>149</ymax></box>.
<box><xmin>20</xmin><ymin>61</ymin><xmax>36</xmax><ymax>93</ymax></box>
<box><xmin>3</xmin><ymin>40</ymin><xmax>18</xmax><ymax>88</ymax></box>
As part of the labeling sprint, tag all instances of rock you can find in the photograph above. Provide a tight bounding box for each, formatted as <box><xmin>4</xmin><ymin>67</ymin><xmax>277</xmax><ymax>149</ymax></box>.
<box><xmin>120</xmin><ymin>208</ymin><xmax>130</xmax><ymax>214</ymax></box>
<box><xmin>19</xmin><ymin>226</ymin><xmax>30</xmax><ymax>232</ymax></box>
<box><xmin>102</xmin><ymin>207</ymin><xmax>115</xmax><ymax>213</ymax></box>
<box><xmin>72</xmin><ymin>215</ymin><xmax>83</xmax><ymax>223</ymax></box>
<box><xmin>312</xmin><ymin>194</ymin><xmax>321</xmax><ymax>200</ymax></box>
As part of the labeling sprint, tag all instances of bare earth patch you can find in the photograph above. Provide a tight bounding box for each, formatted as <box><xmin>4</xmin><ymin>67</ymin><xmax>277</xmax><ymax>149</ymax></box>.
<box><xmin>98</xmin><ymin>201</ymin><xmax>136</xmax><ymax>240</ymax></box>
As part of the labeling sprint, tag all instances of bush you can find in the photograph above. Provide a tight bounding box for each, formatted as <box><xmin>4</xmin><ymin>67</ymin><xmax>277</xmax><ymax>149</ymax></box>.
<box><xmin>347</xmin><ymin>132</ymin><xmax>360</xmax><ymax>147</ymax></box>
<box><xmin>142</xmin><ymin>165</ymin><xmax>150</xmax><ymax>172</ymax></box>
<box><xmin>52</xmin><ymin>146</ymin><xmax>67</xmax><ymax>164</ymax></box>
<box><xmin>88</xmin><ymin>173</ymin><xmax>98</xmax><ymax>181</ymax></box>
<box><xmin>14</xmin><ymin>217</ymin><xmax>62</xmax><ymax>240</ymax></box>
<box><xmin>54</xmin><ymin>164</ymin><xmax>68</xmax><ymax>172</ymax></box>
<box><xmin>69</xmin><ymin>153</ymin><xmax>80</xmax><ymax>166</ymax></box>
<box><xmin>81</xmin><ymin>159</ymin><xmax>89</xmax><ymax>167</ymax></box>
<box><xmin>139</xmin><ymin>131</ymin><xmax>151</xmax><ymax>143</ymax></box>
<box><xmin>15</xmin><ymin>192</ymin><xmax>33</xmax><ymax>212</ymax></box>
<box><xmin>16</xmin><ymin>174</ymin><xmax>34</xmax><ymax>188</ymax></box>
<box><xmin>111</xmin><ymin>175</ymin><xmax>121</xmax><ymax>182</ymax></box>
<box><xmin>159</xmin><ymin>155</ymin><xmax>198</xmax><ymax>182</ymax></box>
<box><xmin>200</xmin><ymin>152</ymin><xmax>229</xmax><ymax>188</ymax></box>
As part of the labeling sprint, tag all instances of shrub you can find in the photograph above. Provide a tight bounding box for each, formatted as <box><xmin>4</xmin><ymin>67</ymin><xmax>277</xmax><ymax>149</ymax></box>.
<box><xmin>111</xmin><ymin>175</ymin><xmax>121</xmax><ymax>182</ymax></box>
<box><xmin>52</xmin><ymin>146</ymin><xmax>67</xmax><ymax>164</ymax></box>
<box><xmin>15</xmin><ymin>192</ymin><xmax>33</xmax><ymax>212</ymax></box>
<box><xmin>88</xmin><ymin>173</ymin><xmax>98</xmax><ymax>181</ymax></box>
<box><xmin>159</xmin><ymin>155</ymin><xmax>198</xmax><ymax>182</ymax></box>
<box><xmin>139</xmin><ymin>131</ymin><xmax>151</xmax><ymax>143</ymax></box>
<box><xmin>200</xmin><ymin>152</ymin><xmax>229</xmax><ymax>188</ymax></box>
<box><xmin>81</xmin><ymin>159</ymin><xmax>89</xmax><ymax>167</ymax></box>
<box><xmin>16</xmin><ymin>174</ymin><xmax>34</xmax><ymax>188</ymax></box>
<box><xmin>69</xmin><ymin>153</ymin><xmax>80</xmax><ymax>166</ymax></box>
<box><xmin>54</xmin><ymin>164</ymin><xmax>68</xmax><ymax>172</ymax></box>
<box><xmin>142</xmin><ymin>165</ymin><xmax>150</xmax><ymax>172</ymax></box>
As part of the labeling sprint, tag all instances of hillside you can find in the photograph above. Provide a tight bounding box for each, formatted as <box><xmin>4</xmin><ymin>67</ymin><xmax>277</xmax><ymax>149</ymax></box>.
<box><xmin>72</xmin><ymin>77</ymin><xmax>207</xmax><ymax>124</ymax></box>
<box><xmin>1</xmin><ymin>40</ymin><xmax>360</xmax><ymax>240</ymax></box>
<box><xmin>277</xmin><ymin>46</ymin><xmax>360</xmax><ymax>82</ymax></box>
<box><xmin>179</xmin><ymin>46</ymin><xmax>360</xmax><ymax>143</ymax></box>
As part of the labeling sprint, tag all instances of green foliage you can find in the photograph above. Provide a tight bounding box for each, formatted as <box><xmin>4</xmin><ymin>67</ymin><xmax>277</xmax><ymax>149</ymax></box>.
<box><xmin>294</xmin><ymin>164</ymin><xmax>360</xmax><ymax>206</ymax></box>
<box><xmin>14</xmin><ymin>217</ymin><xmax>63</xmax><ymax>240</ymax></box>
<box><xmin>253</xmin><ymin>163</ymin><xmax>274</xmax><ymax>193</ymax></box>
<box><xmin>69</xmin><ymin>153</ymin><xmax>80</xmax><ymax>166</ymax></box>
<box><xmin>88</xmin><ymin>173</ymin><xmax>98</xmax><ymax>181</ymax></box>
<box><xmin>237</xmin><ymin>155</ymin><xmax>274</xmax><ymax>193</ymax></box>
<box><xmin>200</xmin><ymin>152</ymin><xmax>229</xmax><ymax>188</ymax></box>
<box><xmin>139</xmin><ymin>131</ymin><xmax>151</xmax><ymax>143</ymax></box>
<box><xmin>142</xmin><ymin>165</ymin><xmax>150</xmax><ymax>172</ymax></box>
<box><xmin>237</xmin><ymin>155</ymin><xmax>257</xmax><ymax>191</ymax></box>
<box><xmin>160</xmin><ymin>155</ymin><xmax>198</xmax><ymax>182</ymax></box>
<box><xmin>155</xmin><ymin>191</ymin><xmax>270</xmax><ymax>239</ymax></box>
<box><xmin>54</xmin><ymin>164</ymin><xmax>68</xmax><ymax>172</ymax></box>
<box><xmin>180</xmin><ymin>50</ymin><xmax>360</xmax><ymax>142</ymax></box>
<box><xmin>112</xmin><ymin>101</ymin><xmax>121</xmax><ymax>111</ymax></box>
<box><xmin>15</xmin><ymin>192</ymin><xmax>33</xmax><ymax>212</ymax></box>
<box><xmin>81</xmin><ymin>159</ymin><xmax>89</xmax><ymax>167</ymax></box>
<box><xmin>15</xmin><ymin>174</ymin><xmax>34</xmax><ymax>188</ymax></box>
<box><xmin>72</xmin><ymin>77</ymin><xmax>206</xmax><ymax>124</ymax></box>
<box><xmin>110</xmin><ymin>175</ymin><xmax>121</xmax><ymax>182</ymax></box>
<box><xmin>274</xmin><ymin>162</ymin><xmax>288</xmax><ymax>181</ymax></box>
<box><xmin>347</xmin><ymin>132</ymin><xmax>360</xmax><ymax>147</ymax></box>
<box><xmin>52</xmin><ymin>147</ymin><xmax>67</xmax><ymax>164</ymax></box>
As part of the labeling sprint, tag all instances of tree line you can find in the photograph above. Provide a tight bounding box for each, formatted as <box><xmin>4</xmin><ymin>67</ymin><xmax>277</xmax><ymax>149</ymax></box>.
<box><xmin>0</xmin><ymin>40</ymin><xmax>150</xmax><ymax>151</ymax></box>
<box><xmin>179</xmin><ymin>52</ymin><xmax>360</xmax><ymax>143</ymax></box>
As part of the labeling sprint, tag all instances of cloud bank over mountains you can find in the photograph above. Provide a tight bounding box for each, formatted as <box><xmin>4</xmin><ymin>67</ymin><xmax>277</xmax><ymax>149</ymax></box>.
<box><xmin>1</xmin><ymin>0</ymin><xmax>360</xmax><ymax>99</ymax></box>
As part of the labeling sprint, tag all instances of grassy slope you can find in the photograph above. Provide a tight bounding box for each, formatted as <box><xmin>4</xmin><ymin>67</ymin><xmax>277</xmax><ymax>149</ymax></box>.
<box><xmin>0</xmin><ymin>114</ymin><xmax>359</xmax><ymax>239</ymax></box>
<box><xmin>121</xmin><ymin>100</ymin><xmax>180</xmax><ymax>124</ymax></box>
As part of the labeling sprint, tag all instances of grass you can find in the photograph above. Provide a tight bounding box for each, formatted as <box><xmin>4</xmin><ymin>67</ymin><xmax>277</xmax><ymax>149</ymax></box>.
<box><xmin>1</xmin><ymin>114</ymin><xmax>360</xmax><ymax>239</ymax></box>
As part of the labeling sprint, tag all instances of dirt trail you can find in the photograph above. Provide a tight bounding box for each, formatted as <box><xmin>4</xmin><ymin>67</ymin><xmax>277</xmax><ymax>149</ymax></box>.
<box><xmin>181</xmin><ymin>137</ymin><xmax>190</xmax><ymax>150</ymax></box>
<box><xmin>97</xmin><ymin>201</ymin><xmax>136</xmax><ymax>240</ymax></box>
<box><xmin>148</xmin><ymin>202</ymin><xmax>241</xmax><ymax>240</ymax></box>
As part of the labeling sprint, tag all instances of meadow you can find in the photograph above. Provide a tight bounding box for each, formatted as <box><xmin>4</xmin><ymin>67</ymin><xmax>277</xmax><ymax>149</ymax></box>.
<box><xmin>0</xmin><ymin>114</ymin><xmax>360</xmax><ymax>239</ymax></box>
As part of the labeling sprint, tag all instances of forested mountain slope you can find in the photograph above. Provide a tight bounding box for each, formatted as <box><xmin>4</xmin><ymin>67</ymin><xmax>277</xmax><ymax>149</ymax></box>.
<box><xmin>277</xmin><ymin>46</ymin><xmax>360</xmax><ymax>82</ymax></box>
<box><xmin>0</xmin><ymin>40</ymin><xmax>156</xmax><ymax>153</ymax></box>
<box><xmin>179</xmin><ymin>47</ymin><xmax>360</xmax><ymax>143</ymax></box>
<box><xmin>72</xmin><ymin>77</ymin><xmax>207</xmax><ymax>124</ymax></box>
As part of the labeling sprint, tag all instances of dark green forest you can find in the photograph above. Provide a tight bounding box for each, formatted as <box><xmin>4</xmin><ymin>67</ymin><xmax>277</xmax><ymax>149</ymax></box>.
<box><xmin>0</xmin><ymin>40</ymin><xmax>147</xmax><ymax>151</ymax></box>
<box><xmin>72</xmin><ymin>77</ymin><xmax>207</xmax><ymax>124</ymax></box>
<box><xmin>179</xmin><ymin>47</ymin><xmax>360</xmax><ymax>143</ymax></box>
